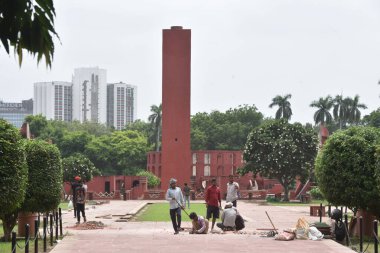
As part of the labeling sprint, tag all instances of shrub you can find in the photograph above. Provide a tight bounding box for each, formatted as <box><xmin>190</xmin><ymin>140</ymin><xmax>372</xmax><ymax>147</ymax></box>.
<box><xmin>23</xmin><ymin>140</ymin><xmax>63</xmax><ymax>213</ymax></box>
<box><xmin>309</xmin><ymin>187</ymin><xmax>324</xmax><ymax>200</ymax></box>
<box><xmin>0</xmin><ymin>119</ymin><xmax>28</xmax><ymax>215</ymax></box>
<box><xmin>315</xmin><ymin>127</ymin><xmax>380</xmax><ymax>216</ymax></box>
<box><xmin>136</xmin><ymin>170</ymin><xmax>161</xmax><ymax>188</ymax></box>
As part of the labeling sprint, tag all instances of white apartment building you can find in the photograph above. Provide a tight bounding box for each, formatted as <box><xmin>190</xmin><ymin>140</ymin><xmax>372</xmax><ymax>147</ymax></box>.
<box><xmin>107</xmin><ymin>82</ymin><xmax>137</xmax><ymax>130</ymax></box>
<box><xmin>72</xmin><ymin>67</ymin><xmax>107</xmax><ymax>123</ymax></box>
<box><xmin>33</xmin><ymin>82</ymin><xmax>73</xmax><ymax>121</ymax></box>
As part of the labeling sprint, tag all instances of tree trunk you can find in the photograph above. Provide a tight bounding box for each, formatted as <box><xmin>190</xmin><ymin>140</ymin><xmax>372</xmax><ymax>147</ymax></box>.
<box><xmin>283</xmin><ymin>184</ymin><xmax>289</xmax><ymax>202</ymax></box>
<box><xmin>1</xmin><ymin>211</ymin><xmax>18</xmax><ymax>242</ymax></box>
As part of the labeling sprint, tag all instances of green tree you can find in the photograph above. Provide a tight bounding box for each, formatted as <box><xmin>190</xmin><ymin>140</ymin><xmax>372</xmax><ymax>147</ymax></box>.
<box><xmin>191</xmin><ymin>105</ymin><xmax>263</xmax><ymax>150</ymax></box>
<box><xmin>0</xmin><ymin>0</ymin><xmax>59</xmax><ymax>67</ymax></box>
<box><xmin>347</xmin><ymin>95</ymin><xmax>367</xmax><ymax>124</ymax></box>
<box><xmin>58</xmin><ymin>131</ymin><xmax>93</xmax><ymax>157</ymax></box>
<box><xmin>315</xmin><ymin>127</ymin><xmax>380</xmax><ymax>216</ymax></box>
<box><xmin>362</xmin><ymin>108</ymin><xmax>380</xmax><ymax>127</ymax></box>
<box><xmin>240</xmin><ymin>119</ymin><xmax>318</xmax><ymax>201</ymax></box>
<box><xmin>22</xmin><ymin>140</ymin><xmax>63</xmax><ymax>213</ymax></box>
<box><xmin>269</xmin><ymin>94</ymin><xmax>293</xmax><ymax>121</ymax></box>
<box><xmin>85</xmin><ymin>130</ymin><xmax>149</xmax><ymax>175</ymax></box>
<box><xmin>136</xmin><ymin>170</ymin><xmax>161</xmax><ymax>188</ymax></box>
<box><xmin>62</xmin><ymin>153</ymin><xmax>100</xmax><ymax>182</ymax></box>
<box><xmin>310</xmin><ymin>96</ymin><xmax>334</xmax><ymax>125</ymax></box>
<box><xmin>25</xmin><ymin>114</ymin><xmax>48</xmax><ymax>138</ymax></box>
<box><xmin>148</xmin><ymin>104</ymin><xmax>162</xmax><ymax>151</ymax></box>
<box><xmin>333</xmin><ymin>95</ymin><xmax>348</xmax><ymax>129</ymax></box>
<box><xmin>0</xmin><ymin>120</ymin><xmax>28</xmax><ymax>241</ymax></box>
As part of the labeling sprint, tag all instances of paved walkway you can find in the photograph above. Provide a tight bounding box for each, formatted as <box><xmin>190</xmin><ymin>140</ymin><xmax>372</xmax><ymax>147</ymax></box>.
<box><xmin>51</xmin><ymin>200</ymin><xmax>354</xmax><ymax>253</ymax></box>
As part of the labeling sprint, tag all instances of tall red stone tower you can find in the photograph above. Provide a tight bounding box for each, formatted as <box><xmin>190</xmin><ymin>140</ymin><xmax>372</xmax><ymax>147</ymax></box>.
<box><xmin>161</xmin><ymin>26</ymin><xmax>191</xmax><ymax>189</ymax></box>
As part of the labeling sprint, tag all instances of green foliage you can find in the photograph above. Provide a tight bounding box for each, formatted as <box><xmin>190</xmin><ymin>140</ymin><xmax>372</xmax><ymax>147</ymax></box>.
<box><xmin>363</xmin><ymin>108</ymin><xmax>380</xmax><ymax>128</ymax></box>
<box><xmin>241</xmin><ymin>119</ymin><xmax>318</xmax><ymax>201</ymax></box>
<box><xmin>191</xmin><ymin>105</ymin><xmax>263</xmax><ymax>150</ymax></box>
<box><xmin>309</xmin><ymin>187</ymin><xmax>324</xmax><ymax>200</ymax></box>
<box><xmin>0</xmin><ymin>0</ymin><xmax>59</xmax><ymax>67</ymax></box>
<box><xmin>269</xmin><ymin>94</ymin><xmax>292</xmax><ymax>120</ymax></box>
<box><xmin>266</xmin><ymin>195</ymin><xmax>280</xmax><ymax>203</ymax></box>
<box><xmin>315</xmin><ymin>127</ymin><xmax>380</xmax><ymax>216</ymax></box>
<box><xmin>0</xmin><ymin>120</ymin><xmax>28</xmax><ymax>215</ymax></box>
<box><xmin>58</xmin><ymin>131</ymin><xmax>92</xmax><ymax>157</ymax></box>
<box><xmin>62</xmin><ymin>153</ymin><xmax>100</xmax><ymax>182</ymax></box>
<box><xmin>310</xmin><ymin>96</ymin><xmax>334</xmax><ymax>125</ymax></box>
<box><xmin>148</xmin><ymin>104</ymin><xmax>162</xmax><ymax>151</ymax></box>
<box><xmin>23</xmin><ymin>140</ymin><xmax>63</xmax><ymax>213</ymax></box>
<box><xmin>136</xmin><ymin>170</ymin><xmax>161</xmax><ymax>188</ymax></box>
<box><xmin>25</xmin><ymin>114</ymin><xmax>49</xmax><ymax>138</ymax></box>
<box><xmin>85</xmin><ymin>130</ymin><xmax>149</xmax><ymax>175</ymax></box>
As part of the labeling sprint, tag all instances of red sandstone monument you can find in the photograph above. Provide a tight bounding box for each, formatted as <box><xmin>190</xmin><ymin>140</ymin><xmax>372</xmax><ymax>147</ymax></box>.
<box><xmin>161</xmin><ymin>26</ymin><xmax>192</xmax><ymax>188</ymax></box>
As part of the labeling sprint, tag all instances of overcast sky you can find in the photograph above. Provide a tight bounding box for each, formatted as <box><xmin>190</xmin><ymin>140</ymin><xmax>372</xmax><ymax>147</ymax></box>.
<box><xmin>1</xmin><ymin>0</ymin><xmax>380</xmax><ymax>124</ymax></box>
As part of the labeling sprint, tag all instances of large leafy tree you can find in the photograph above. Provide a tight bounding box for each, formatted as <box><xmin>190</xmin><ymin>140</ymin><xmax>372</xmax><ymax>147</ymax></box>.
<box><xmin>0</xmin><ymin>119</ymin><xmax>28</xmax><ymax>241</ymax></box>
<box><xmin>25</xmin><ymin>114</ymin><xmax>49</xmax><ymax>138</ymax></box>
<box><xmin>333</xmin><ymin>95</ymin><xmax>348</xmax><ymax>129</ymax></box>
<box><xmin>85</xmin><ymin>130</ymin><xmax>149</xmax><ymax>175</ymax></box>
<box><xmin>269</xmin><ymin>94</ymin><xmax>293</xmax><ymax>121</ymax></box>
<box><xmin>191</xmin><ymin>105</ymin><xmax>263</xmax><ymax>150</ymax></box>
<box><xmin>57</xmin><ymin>131</ymin><xmax>93</xmax><ymax>157</ymax></box>
<box><xmin>240</xmin><ymin>119</ymin><xmax>318</xmax><ymax>201</ymax></box>
<box><xmin>62</xmin><ymin>153</ymin><xmax>100</xmax><ymax>182</ymax></box>
<box><xmin>0</xmin><ymin>0</ymin><xmax>59</xmax><ymax>66</ymax></box>
<box><xmin>148</xmin><ymin>104</ymin><xmax>162</xmax><ymax>151</ymax></box>
<box><xmin>310</xmin><ymin>96</ymin><xmax>334</xmax><ymax>125</ymax></box>
<box><xmin>315</xmin><ymin>127</ymin><xmax>380</xmax><ymax>216</ymax></box>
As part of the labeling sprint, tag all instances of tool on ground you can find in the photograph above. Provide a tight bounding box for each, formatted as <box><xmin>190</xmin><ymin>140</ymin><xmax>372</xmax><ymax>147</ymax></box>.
<box><xmin>265</xmin><ymin>211</ymin><xmax>278</xmax><ymax>236</ymax></box>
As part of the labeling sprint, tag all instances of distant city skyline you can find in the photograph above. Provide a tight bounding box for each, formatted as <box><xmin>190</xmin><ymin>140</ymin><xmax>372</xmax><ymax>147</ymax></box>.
<box><xmin>1</xmin><ymin>0</ymin><xmax>380</xmax><ymax>124</ymax></box>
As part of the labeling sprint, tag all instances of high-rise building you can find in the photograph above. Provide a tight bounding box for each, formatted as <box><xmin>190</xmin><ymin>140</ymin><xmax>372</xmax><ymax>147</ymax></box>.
<box><xmin>33</xmin><ymin>82</ymin><xmax>73</xmax><ymax>121</ymax></box>
<box><xmin>72</xmin><ymin>67</ymin><xmax>107</xmax><ymax>123</ymax></box>
<box><xmin>0</xmin><ymin>99</ymin><xmax>33</xmax><ymax>128</ymax></box>
<box><xmin>107</xmin><ymin>82</ymin><xmax>137</xmax><ymax>130</ymax></box>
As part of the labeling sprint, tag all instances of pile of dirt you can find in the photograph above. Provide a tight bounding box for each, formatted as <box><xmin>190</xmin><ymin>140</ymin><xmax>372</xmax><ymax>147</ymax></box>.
<box><xmin>74</xmin><ymin>221</ymin><xmax>106</xmax><ymax>230</ymax></box>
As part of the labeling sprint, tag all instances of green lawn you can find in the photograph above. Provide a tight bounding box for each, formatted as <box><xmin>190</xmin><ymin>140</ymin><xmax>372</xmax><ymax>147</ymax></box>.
<box><xmin>136</xmin><ymin>203</ymin><xmax>220</xmax><ymax>222</ymax></box>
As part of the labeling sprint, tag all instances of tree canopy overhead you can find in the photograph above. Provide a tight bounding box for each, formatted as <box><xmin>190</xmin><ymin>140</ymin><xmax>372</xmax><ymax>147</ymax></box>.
<box><xmin>0</xmin><ymin>0</ymin><xmax>59</xmax><ymax>67</ymax></box>
<box><xmin>241</xmin><ymin>119</ymin><xmax>318</xmax><ymax>201</ymax></box>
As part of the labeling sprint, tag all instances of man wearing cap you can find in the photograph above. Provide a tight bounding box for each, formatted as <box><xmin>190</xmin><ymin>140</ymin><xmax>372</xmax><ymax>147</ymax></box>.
<box><xmin>205</xmin><ymin>178</ymin><xmax>222</xmax><ymax>231</ymax></box>
<box><xmin>217</xmin><ymin>202</ymin><xmax>238</xmax><ymax>231</ymax></box>
<box><xmin>226</xmin><ymin>175</ymin><xmax>239</xmax><ymax>207</ymax></box>
<box><xmin>71</xmin><ymin>176</ymin><xmax>82</xmax><ymax>218</ymax></box>
<box><xmin>165</xmin><ymin>178</ymin><xmax>185</xmax><ymax>234</ymax></box>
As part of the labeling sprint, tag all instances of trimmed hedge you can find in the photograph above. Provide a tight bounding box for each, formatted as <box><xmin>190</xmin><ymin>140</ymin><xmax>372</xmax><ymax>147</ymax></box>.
<box><xmin>315</xmin><ymin>127</ymin><xmax>380</xmax><ymax>216</ymax></box>
<box><xmin>23</xmin><ymin>140</ymin><xmax>63</xmax><ymax>212</ymax></box>
<box><xmin>136</xmin><ymin>170</ymin><xmax>160</xmax><ymax>188</ymax></box>
<box><xmin>0</xmin><ymin>119</ymin><xmax>28</xmax><ymax>215</ymax></box>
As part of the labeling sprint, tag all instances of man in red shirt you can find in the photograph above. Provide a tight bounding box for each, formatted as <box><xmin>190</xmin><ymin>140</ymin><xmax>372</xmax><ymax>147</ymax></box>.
<box><xmin>205</xmin><ymin>178</ymin><xmax>221</xmax><ymax>231</ymax></box>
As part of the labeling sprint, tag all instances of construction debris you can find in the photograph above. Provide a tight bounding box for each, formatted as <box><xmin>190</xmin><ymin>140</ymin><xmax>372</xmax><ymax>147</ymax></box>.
<box><xmin>73</xmin><ymin>221</ymin><xmax>105</xmax><ymax>230</ymax></box>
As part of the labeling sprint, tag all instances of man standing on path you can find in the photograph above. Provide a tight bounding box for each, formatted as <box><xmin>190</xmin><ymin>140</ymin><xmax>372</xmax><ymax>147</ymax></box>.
<box><xmin>183</xmin><ymin>183</ymin><xmax>191</xmax><ymax>209</ymax></box>
<box><xmin>226</xmin><ymin>175</ymin><xmax>239</xmax><ymax>207</ymax></box>
<box><xmin>75</xmin><ymin>179</ymin><xmax>87</xmax><ymax>224</ymax></box>
<box><xmin>165</xmin><ymin>178</ymin><xmax>185</xmax><ymax>234</ymax></box>
<box><xmin>205</xmin><ymin>178</ymin><xmax>221</xmax><ymax>231</ymax></box>
<box><xmin>71</xmin><ymin>176</ymin><xmax>81</xmax><ymax>218</ymax></box>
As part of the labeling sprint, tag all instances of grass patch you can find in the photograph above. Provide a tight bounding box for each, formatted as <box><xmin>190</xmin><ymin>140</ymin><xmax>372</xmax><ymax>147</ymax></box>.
<box><xmin>136</xmin><ymin>203</ymin><xmax>220</xmax><ymax>222</ymax></box>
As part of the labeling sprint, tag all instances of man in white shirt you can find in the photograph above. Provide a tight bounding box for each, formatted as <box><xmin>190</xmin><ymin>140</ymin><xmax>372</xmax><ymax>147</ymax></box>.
<box><xmin>165</xmin><ymin>178</ymin><xmax>185</xmax><ymax>234</ymax></box>
<box><xmin>226</xmin><ymin>175</ymin><xmax>239</xmax><ymax>207</ymax></box>
<box><xmin>216</xmin><ymin>202</ymin><xmax>238</xmax><ymax>231</ymax></box>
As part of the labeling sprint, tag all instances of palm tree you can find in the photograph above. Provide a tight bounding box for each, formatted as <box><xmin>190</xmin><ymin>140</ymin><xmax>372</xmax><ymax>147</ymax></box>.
<box><xmin>310</xmin><ymin>96</ymin><xmax>334</xmax><ymax>125</ymax></box>
<box><xmin>269</xmin><ymin>94</ymin><xmax>293</xmax><ymax>121</ymax></box>
<box><xmin>333</xmin><ymin>95</ymin><xmax>348</xmax><ymax>129</ymax></box>
<box><xmin>347</xmin><ymin>95</ymin><xmax>367</xmax><ymax>124</ymax></box>
<box><xmin>148</xmin><ymin>104</ymin><xmax>162</xmax><ymax>151</ymax></box>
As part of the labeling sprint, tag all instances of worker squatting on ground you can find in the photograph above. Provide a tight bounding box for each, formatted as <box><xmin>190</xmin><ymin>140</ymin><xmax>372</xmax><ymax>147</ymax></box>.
<box><xmin>189</xmin><ymin>212</ymin><xmax>209</xmax><ymax>234</ymax></box>
<box><xmin>216</xmin><ymin>202</ymin><xmax>238</xmax><ymax>231</ymax></box>
<box><xmin>166</xmin><ymin>178</ymin><xmax>185</xmax><ymax>234</ymax></box>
